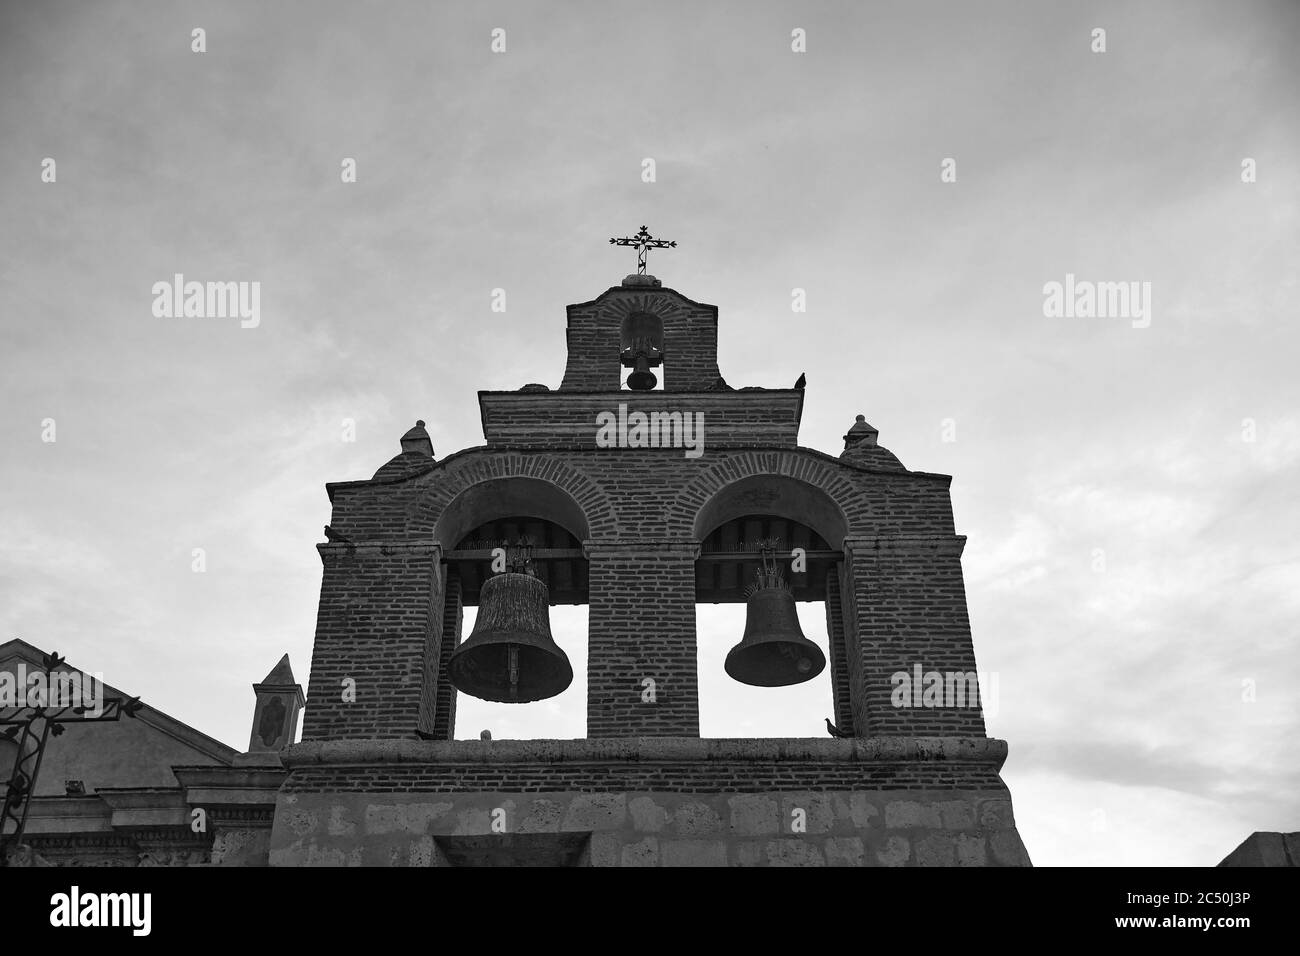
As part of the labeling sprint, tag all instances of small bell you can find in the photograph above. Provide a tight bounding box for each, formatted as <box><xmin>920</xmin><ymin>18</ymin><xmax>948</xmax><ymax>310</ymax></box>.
<box><xmin>626</xmin><ymin>353</ymin><xmax>657</xmax><ymax>390</ymax></box>
<box><xmin>621</xmin><ymin>335</ymin><xmax>662</xmax><ymax>391</ymax></box>
<box><xmin>725</xmin><ymin>546</ymin><xmax>826</xmax><ymax>687</ymax></box>
<box><xmin>448</xmin><ymin>541</ymin><xmax>573</xmax><ymax>703</ymax></box>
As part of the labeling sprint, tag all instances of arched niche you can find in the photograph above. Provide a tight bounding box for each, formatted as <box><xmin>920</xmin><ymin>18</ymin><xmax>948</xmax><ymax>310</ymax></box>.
<box><xmin>692</xmin><ymin>474</ymin><xmax>849</xmax><ymax>552</ymax></box>
<box><xmin>433</xmin><ymin>476</ymin><xmax>591</xmax><ymax>549</ymax></box>
<box><xmin>620</xmin><ymin>311</ymin><xmax>664</xmax><ymax>353</ymax></box>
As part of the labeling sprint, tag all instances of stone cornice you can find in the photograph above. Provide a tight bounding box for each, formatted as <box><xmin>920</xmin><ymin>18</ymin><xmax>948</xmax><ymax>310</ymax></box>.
<box><xmin>321</xmin><ymin>442</ymin><xmax>953</xmax><ymax>499</ymax></box>
<box><xmin>284</xmin><ymin>736</ymin><xmax>1008</xmax><ymax>771</ymax></box>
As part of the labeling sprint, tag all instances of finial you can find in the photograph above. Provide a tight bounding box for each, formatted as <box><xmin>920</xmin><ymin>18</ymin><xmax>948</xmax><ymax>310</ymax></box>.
<box><xmin>400</xmin><ymin>420</ymin><xmax>434</xmax><ymax>458</ymax></box>
<box><xmin>843</xmin><ymin>415</ymin><xmax>879</xmax><ymax>449</ymax></box>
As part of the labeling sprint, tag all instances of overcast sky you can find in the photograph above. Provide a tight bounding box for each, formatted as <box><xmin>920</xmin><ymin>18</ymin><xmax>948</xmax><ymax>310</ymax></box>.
<box><xmin>2</xmin><ymin>0</ymin><xmax>1297</xmax><ymax>866</ymax></box>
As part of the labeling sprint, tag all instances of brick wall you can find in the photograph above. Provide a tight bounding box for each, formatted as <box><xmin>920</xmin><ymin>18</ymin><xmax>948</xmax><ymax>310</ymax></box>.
<box><xmin>586</xmin><ymin>544</ymin><xmax>699</xmax><ymax>737</ymax></box>
<box><xmin>824</xmin><ymin>568</ymin><xmax>854</xmax><ymax>734</ymax></box>
<box><xmin>306</xmin><ymin>448</ymin><xmax>988</xmax><ymax>742</ymax></box>
<box><xmin>560</xmin><ymin>286</ymin><xmax>722</xmax><ymax>391</ymax></box>
<box><xmin>302</xmin><ymin>543</ymin><xmax>442</xmax><ymax>741</ymax></box>
<box><xmin>844</xmin><ymin>536</ymin><xmax>987</xmax><ymax>736</ymax></box>
<box><xmin>478</xmin><ymin>390</ymin><xmax>803</xmax><ymax>449</ymax></box>
<box><xmin>428</xmin><ymin>569</ymin><xmax>462</xmax><ymax>740</ymax></box>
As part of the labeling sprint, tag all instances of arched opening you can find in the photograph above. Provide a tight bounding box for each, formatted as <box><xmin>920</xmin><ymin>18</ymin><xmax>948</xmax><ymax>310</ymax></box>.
<box><xmin>437</xmin><ymin>479</ymin><xmax>593</xmax><ymax>740</ymax></box>
<box><xmin>619</xmin><ymin>311</ymin><xmax>665</xmax><ymax>391</ymax></box>
<box><xmin>692</xmin><ymin>474</ymin><xmax>848</xmax><ymax>551</ymax></box>
<box><xmin>434</xmin><ymin>476</ymin><xmax>590</xmax><ymax>550</ymax></box>
<box><xmin>692</xmin><ymin>477</ymin><xmax>851</xmax><ymax>738</ymax></box>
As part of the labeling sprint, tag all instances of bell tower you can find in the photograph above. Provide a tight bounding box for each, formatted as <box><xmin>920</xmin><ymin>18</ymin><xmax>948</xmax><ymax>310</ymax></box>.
<box><xmin>269</xmin><ymin>239</ymin><xmax>1032</xmax><ymax>867</ymax></box>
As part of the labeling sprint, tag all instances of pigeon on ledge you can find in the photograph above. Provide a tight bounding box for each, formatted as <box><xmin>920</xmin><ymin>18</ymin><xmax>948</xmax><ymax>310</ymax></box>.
<box><xmin>825</xmin><ymin>717</ymin><xmax>852</xmax><ymax>738</ymax></box>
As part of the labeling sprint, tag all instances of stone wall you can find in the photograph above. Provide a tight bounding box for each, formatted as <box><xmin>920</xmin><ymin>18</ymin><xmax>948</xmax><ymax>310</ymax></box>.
<box><xmin>268</xmin><ymin>738</ymin><xmax>1031</xmax><ymax>867</ymax></box>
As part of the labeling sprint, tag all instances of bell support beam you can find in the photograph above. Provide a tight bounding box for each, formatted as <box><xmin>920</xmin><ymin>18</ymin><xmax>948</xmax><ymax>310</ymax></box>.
<box><xmin>841</xmin><ymin>534</ymin><xmax>988</xmax><ymax>737</ymax></box>
<box><xmin>302</xmin><ymin>541</ymin><xmax>447</xmax><ymax>741</ymax></box>
<box><xmin>584</xmin><ymin>540</ymin><xmax>700</xmax><ymax>738</ymax></box>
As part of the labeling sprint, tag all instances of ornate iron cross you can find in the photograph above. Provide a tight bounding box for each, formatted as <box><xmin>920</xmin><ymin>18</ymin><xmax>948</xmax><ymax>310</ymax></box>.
<box><xmin>609</xmin><ymin>225</ymin><xmax>676</xmax><ymax>275</ymax></box>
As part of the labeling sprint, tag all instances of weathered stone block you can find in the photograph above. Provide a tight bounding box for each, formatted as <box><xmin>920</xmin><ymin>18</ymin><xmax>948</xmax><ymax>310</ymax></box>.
<box><xmin>978</xmin><ymin>798</ymin><xmax>1015</xmax><ymax>829</ymax></box>
<box><xmin>629</xmin><ymin>796</ymin><xmax>669</xmax><ymax>833</ymax></box>
<box><xmin>452</xmin><ymin>807</ymin><xmax>493</xmax><ymax>836</ymax></box>
<box><xmin>847</xmin><ymin>793</ymin><xmax>881</xmax><ymax>829</ymax></box>
<box><xmin>211</xmin><ymin>827</ymin><xmax>271</xmax><ymax>867</ymax></box>
<box><xmin>661</xmin><ymin>839</ymin><xmax>728</xmax><ymax>867</ymax></box>
<box><xmin>876</xmin><ymin>835</ymin><xmax>910</xmax><ymax>866</ymax></box>
<box><xmin>280</xmin><ymin>805</ymin><xmax>318</xmax><ymax>837</ymax></box>
<box><xmin>936</xmin><ymin>800</ymin><xmax>976</xmax><ymax>830</ymax></box>
<box><xmin>766</xmin><ymin>839</ymin><xmax>825</xmax><ymax>867</ymax></box>
<box><xmin>408</xmin><ymin>836</ymin><xmax>435</xmax><ymax>867</ymax></box>
<box><xmin>671</xmin><ymin>801</ymin><xmax>722</xmax><ymax>836</ymax></box>
<box><xmin>328</xmin><ymin>805</ymin><xmax>356</xmax><ymax>837</ymax></box>
<box><xmin>563</xmin><ymin>793</ymin><xmax>627</xmax><ymax>830</ymax></box>
<box><xmin>915</xmin><ymin>833</ymin><xmax>956</xmax><ymax>866</ymax></box>
<box><xmin>824</xmin><ymin>836</ymin><xmax>865</xmax><ymax>867</ymax></box>
<box><xmin>885</xmin><ymin>800</ymin><xmax>942</xmax><ymax>829</ymax></box>
<box><xmin>728</xmin><ymin>794</ymin><xmax>780</xmax><ymax>835</ymax></box>
<box><xmin>990</xmin><ymin>830</ymin><xmax>1032</xmax><ymax>866</ymax></box>
<box><xmin>620</xmin><ymin>836</ymin><xmax>659</xmax><ymax>867</ymax></box>
<box><xmin>781</xmin><ymin>793</ymin><xmax>835</xmax><ymax>834</ymax></box>
<box><xmin>955</xmin><ymin>833</ymin><xmax>987</xmax><ymax>866</ymax></box>
<box><xmin>732</xmin><ymin>841</ymin><xmax>765</xmax><ymax>867</ymax></box>
<box><xmin>588</xmin><ymin>832</ymin><xmax>620</xmax><ymax>867</ymax></box>
<box><xmin>519</xmin><ymin>798</ymin><xmax>564</xmax><ymax>833</ymax></box>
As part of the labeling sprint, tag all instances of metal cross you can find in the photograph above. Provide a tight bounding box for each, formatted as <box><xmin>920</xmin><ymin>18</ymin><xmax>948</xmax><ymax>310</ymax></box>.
<box><xmin>1</xmin><ymin>651</ymin><xmax>141</xmax><ymax>862</ymax></box>
<box><xmin>609</xmin><ymin>225</ymin><xmax>676</xmax><ymax>275</ymax></box>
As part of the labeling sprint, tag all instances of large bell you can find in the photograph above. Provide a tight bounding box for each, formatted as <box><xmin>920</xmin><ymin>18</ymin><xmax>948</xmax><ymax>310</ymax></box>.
<box><xmin>448</xmin><ymin>566</ymin><xmax>572</xmax><ymax>703</ymax></box>
<box><xmin>725</xmin><ymin>565</ymin><xmax>826</xmax><ymax>687</ymax></box>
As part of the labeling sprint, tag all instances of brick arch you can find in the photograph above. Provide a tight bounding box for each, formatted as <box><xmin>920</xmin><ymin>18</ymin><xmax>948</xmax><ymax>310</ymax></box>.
<box><xmin>668</xmin><ymin>451</ymin><xmax>874</xmax><ymax>545</ymax></box>
<box><xmin>410</xmin><ymin>452</ymin><xmax>619</xmax><ymax>544</ymax></box>
<box><xmin>595</xmin><ymin>290</ymin><xmax>694</xmax><ymax>326</ymax></box>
